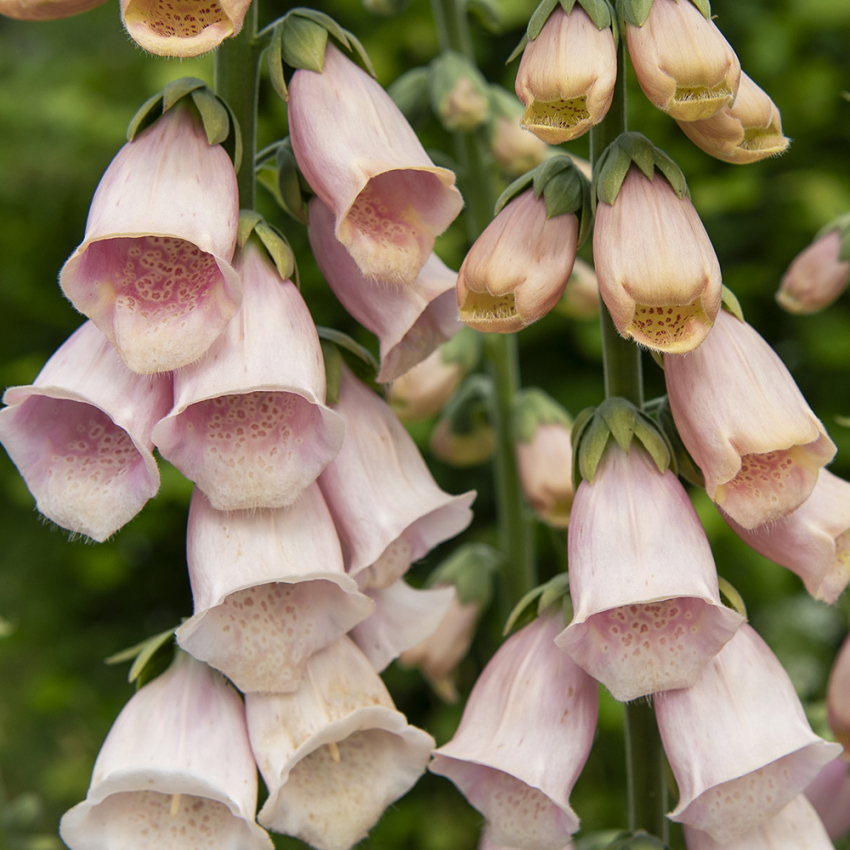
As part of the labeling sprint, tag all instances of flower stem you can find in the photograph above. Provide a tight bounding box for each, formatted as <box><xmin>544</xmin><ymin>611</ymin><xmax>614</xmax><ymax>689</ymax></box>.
<box><xmin>214</xmin><ymin>3</ymin><xmax>260</xmax><ymax>210</ymax></box>
<box><xmin>591</xmin><ymin>38</ymin><xmax>666</xmax><ymax>841</ymax></box>
<box><xmin>430</xmin><ymin>0</ymin><xmax>536</xmax><ymax>613</ymax></box>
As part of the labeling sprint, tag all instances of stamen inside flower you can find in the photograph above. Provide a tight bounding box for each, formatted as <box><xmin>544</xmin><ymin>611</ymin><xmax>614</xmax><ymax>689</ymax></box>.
<box><xmin>627</xmin><ymin>302</ymin><xmax>712</xmax><ymax>353</ymax></box>
<box><xmin>672</xmin><ymin>82</ymin><xmax>734</xmax><ymax>120</ymax></box>
<box><xmin>123</xmin><ymin>0</ymin><xmax>228</xmax><ymax>38</ymax></box>
<box><xmin>459</xmin><ymin>290</ymin><xmax>518</xmax><ymax>328</ymax></box>
<box><xmin>522</xmin><ymin>97</ymin><xmax>590</xmax><ymax>140</ymax></box>
<box><xmin>740</xmin><ymin>126</ymin><xmax>788</xmax><ymax>153</ymax></box>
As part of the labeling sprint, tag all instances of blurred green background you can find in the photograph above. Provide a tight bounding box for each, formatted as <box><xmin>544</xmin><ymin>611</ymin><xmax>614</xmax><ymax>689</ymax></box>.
<box><xmin>1</xmin><ymin>0</ymin><xmax>850</xmax><ymax>847</ymax></box>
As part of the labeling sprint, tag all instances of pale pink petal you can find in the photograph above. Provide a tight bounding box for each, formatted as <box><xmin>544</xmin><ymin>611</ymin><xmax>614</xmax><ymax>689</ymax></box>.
<box><xmin>318</xmin><ymin>364</ymin><xmax>474</xmax><ymax>588</ymax></box>
<box><xmin>656</xmin><ymin>624</ymin><xmax>842</xmax><ymax>843</ymax></box>
<box><xmin>153</xmin><ymin>242</ymin><xmax>344</xmax><ymax>511</ymax></box>
<box><xmin>430</xmin><ymin>611</ymin><xmax>598</xmax><ymax>850</ymax></box>
<box><xmin>59</xmin><ymin>105</ymin><xmax>240</xmax><ymax>374</ymax></box>
<box><xmin>388</xmin><ymin>346</ymin><xmax>465</xmax><ymax>421</ymax></box>
<box><xmin>350</xmin><ymin>580</ymin><xmax>455</xmax><ymax>672</ymax></box>
<box><xmin>556</xmin><ymin>444</ymin><xmax>743</xmax><ymax>701</ymax></box>
<box><xmin>247</xmin><ymin>637</ymin><xmax>434</xmax><ymax>850</ymax></box>
<box><xmin>516</xmin><ymin>422</ymin><xmax>574</xmax><ymax>529</ymax></box>
<box><xmin>665</xmin><ymin>309</ymin><xmax>836</xmax><ymax>528</ymax></box>
<box><xmin>722</xmin><ymin>469</ymin><xmax>850</xmax><ymax>604</ymax></box>
<box><xmin>805</xmin><ymin>757</ymin><xmax>850</xmax><ymax>839</ymax></box>
<box><xmin>777</xmin><ymin>229</ymin><xmax>850</xmax><ymax>315</ymax></box>
<box><xmin>60</xmin><ymin>652</ymin><xmax>272</xmax><ymax>850</ymax></box>
<box><xmin>289</xmin><ymin>44</ymin><xmax>463</xmax><ymax>286</ymax></box>
<box><xmin>1</xmin><ymin>0</ymin><xmax>108</xmax><ymax>20</ymax></box>
<box><xmin>175</xmin><ymin>486</ymin><xmax>374</xmax><ymax>694</ymax></box>
<box><xmin>0</xmin><ymin>322</ymin><xmax>172</xmax><ymax>541</ymax></box>
<box><xmin>308</xmin><ymin>196</ymin><xmax>461</xmax><ymax>382</ymax></box>
<box><xmin>827</xmin><ymin>632</ymin><xmax>850</xmax><ymax>752</ymax></box>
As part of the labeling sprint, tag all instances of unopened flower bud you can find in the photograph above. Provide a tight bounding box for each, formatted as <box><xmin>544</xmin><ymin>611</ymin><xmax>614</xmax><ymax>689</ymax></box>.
<box><xmin>488</xmin><ymin>86</ymin><xmax>550</xmax><ymax>176</ymax></box>
<box><xmin>430</xmin><ymin>375</ymin><xmax>495</xmax><ymax>467</ymax></box>
<box><xmin>515</xmin><ymin>6</ymin><xmax>617</xmax><ymax>143</ymax></box>
<box><xmin>593</xmin><ymin>165</ymin><xmax>721</xmax><ymax>353</ymax></box>
<box><xmin>556</xmin><ymin>258</ymin><xmax>600</xmax><ymax>319</ymax></box>
<box><xmin>677</xmin><ymin>72</ymin><xmax>790</xmax><ymax>164</ymax></box>
<box><xmin>777</xmin><ymin>227</ymin><xmax>850</xmax><ymax>315</ymax></box>
<box><xmin>431</xmin><ymin>51</ymin><xmax>490</xmax><ymax>132</ymax></box>
<box><xmin>626</xmin><ymin>0</ymin><xmax>741</xmax><ymax>121</ymax></box>
<box><xmin>458</xmin><ymin>189</ymin><xmax>579</xmax><ymax>332</ymax></box>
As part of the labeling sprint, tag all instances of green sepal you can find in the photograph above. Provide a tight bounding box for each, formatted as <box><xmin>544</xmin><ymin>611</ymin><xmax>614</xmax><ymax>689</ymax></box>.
<box><xmin>321</xmin><ymin>339</ymin><xmax>343</xmax><ymax>404</ymax></box>
<box><xmin>256</xmin><ymin>139</ymin><xmax>309</xmax><ymax>224</ymax></box>
<box><xmin>126</xmin><ymin>92</ymin><xmax>164</xmax><ymax>141</ymax></box>
<box><xmin>578</xmin><ymin>410</ymin><xmax>613</xmax><ymax>483</ymax></box>
<box><xmin>105</xmin><ymin>627</ymin><xmax>175</xmax><ymax>689</ymax></box>
<box><xmin>515</xmin><ymin>0</ymin><xmax>613</xmax><ymax>63</ymax></box>
<box><xmin>570</xmin><ymin>405</ymin><xmax>596</xmax><ymax>490</ymax></box>
<box><xmin>237</xmin><ymin>210</ymin><xmax>298</xmax><ymax>284</ymax></box>
<box><xmin>426</xmin><ymin>542</ymin><xmax>502</xmax><ymax>608</ymax></box>
<box><xmin>717</xmin><ymin>576</ymin><xmax>747</xmax><ymax>621</ymax></box>
<box><xmin>429</xmin><ymin>50</ymin><xmax>491</xmax><ymax>133</ymax></box>
<box><xmin>441</xmin><ymin>374</ymin><xmax>494</xmax><ymax>436</ymax></box>
<box><xmin>506</xmin><ymin>34</ymin><xmax>529</xmax><ymax>65</ymax></box>
<box><xmin>721</xmin><ymin>284</ymin><xmax>745</xmax><ymax>323</ymax></box>
<box><xmin>815</xmin><ymin>211</ymin><xmax>850</xmax><ymax>264</ymax></box>
<box><xmin>618</xmin><ymin>0</ymin><xmax>654</xmax><ymax>27</ymax></box>
<box><xmin>190</xmin><ymin>87</ymin><xmax>230</xmax><ymax>146</ymax></box>
<box><xmin>267</xmin><ymin>22</ymin><xmax>288</xmax><ymax>101</ymax></box>
<box><xmin>527</xmin><ymin>0</ymin><xmax>559</xmax><ymax>40</ymax></box>
<box><xmin>280</xmin><ymin>14</ymin><xmax>328</xmax><ymax>73</ymax></box>
<box><xmin>494</xmin><ymin>171</ymin><xmax>535</xmax><ymax>215</ymax></box>
<box><xmin>644</xmin><ymin>396</ymin><xmax>704</xmax><ymax>488</ymax></box>
<box><xmin>162</xmin><ymin>76</ymin><xmax>206</xmax><ymax>111</ymax></box>
<box><xmin>388</xmin><ymin>67</ymin><xmax>433</xmax><ymax>124</ymax></box>
<box><xmin>577</xmin><ymin>0</ymin><xmax>614</xmax><ymax>31</ymax></box>
<box><xmin>439</xmin><ymin>326</ymin><xmax>482</xmax><ymax>371</ymax></box>
<box><xmin>503</xmin><ymin>573</ymin><xmax>571</xmax><ymax>635</ymax></box>
<box><xmin>593</xmin><ymin>132</ymin><xmax>688</xmax><ymax>211</ymax></box>
<box><xmin>602</xmin><ymin>830</ymin><xmax>670</xmax><ymax>850</ymax></box>
<box><xmin>687</xmin><ymin>0</ymin><xmax>710</xmax><ymax>19</ymax></box>
<box><xmin>513</xmin><ymin>387</ymin><xmax>572</xmax><ymax>443</ymax></box>
<box><xmin>316</xmin><ymin>329</ymin><xmax>379</xmax><ymax>388</ymax></box>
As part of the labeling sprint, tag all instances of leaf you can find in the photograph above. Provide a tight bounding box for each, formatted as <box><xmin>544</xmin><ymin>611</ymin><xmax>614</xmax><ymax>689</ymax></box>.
<box><xmin>162</xmin><ymin>76</ymin><xmax>206</xmax><ymax>111</ymax></box>
<box><xmin>281</xmin><ymin>14</ymin><xmax>328</xmax><ymax>72</ymax></box>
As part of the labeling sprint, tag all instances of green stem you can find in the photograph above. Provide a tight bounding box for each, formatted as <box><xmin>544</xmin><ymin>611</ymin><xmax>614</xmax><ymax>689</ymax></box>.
<box><xmin>214</xmin><ymin>2</ymin><xmax>261</xmax><ymax>210</ymax></box>
<box><xmin>591</xmin><ymin>38</ymin><xmax>664</xmax><ymax>840</ymax></box>
<box><xmin>430</xmin><ymin>0</ymin><xmax>536</xmax><ymax>613</ymax></box>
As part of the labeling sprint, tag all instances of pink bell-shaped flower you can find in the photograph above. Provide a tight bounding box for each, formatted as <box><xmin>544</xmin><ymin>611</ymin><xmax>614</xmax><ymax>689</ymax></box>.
<box><xmin>0</xmin><ymin>0</ymin><xmax>107</xmax><ymax>19</ymax></box>
<box><xmin>0</xmin><ymin>321</ymin><xmax>172</xmax><ymax>541</ymax></box>
<box><xmin>60</xmin><ymin>651</ymin><xmax>273</xmax><ymax>850</ymax></box>
<box><xmin>517</xmin><ymin>421</ymin><xmax>574</xmax><ymax>529</ymax></box>
<box><xmin>592</xmin><ymin>165</ymin><xmax>722</xmax><ymax>353</ymax></box>
<box><xmin>556</xmin><ymin>442</ymin><xmax>743</xmax><ymax>701</ymax></box>
<box><xmin>827</xmin><ymin>632</ymin><xmax>850</xmax><ymax>752</ymax></box>
<box><xmin>683</xmin><ymin>794</ymin><xmax>835</xmax><ymax>850</ymax></box>
<box><xmin>655</xmin><ymin>623</ymin><xmax>842</xmax><ymax>844</ymax></box>
<box><xmin>777</xmin><ymin>228</ymin><xmax>850</xmax><ymax>315</ymax></box>
<box><xmin>430</xmin><ymin>610</ymin><xmax>598</xmax><ymax>850</ymax></box>
<box><xmin>175</xmin><ymin>486</ymin><xmax>374</xmax><ymax>693</ymax></box>
<box><xmin>246</xmin><ymin>636</ymin><xmax>434</xmax><ymax>850</ymax></box>
<box><xmin>120</xmin><ymin>0</ymin><xmax>253</xmax><ymax>58</ymax></box>
<box><xmin>318</xmin><ymin>363</ymin><xmax>475</xmax><ymax>590</ymax></box>
<box><xmin>152</xmin><ymin>242</ymin><xmax>344</xmax><ymax>511</ymax></box>
<box><xmin>59</xmin><ymin>103</ymin><xmax>240</xmax><ymax>374</ymax></box>
<box><xmin>388</xmin><ymin>344</ymin><xmax>467</xmax><ymax>421</ymax></box>
<box><xmin>289</xmin><ymin>44</ymin><xmax>464</xmax><ymax>286</ymax></box>
<box><xmin>805</xmin><ymin>757</ymin><xmax>850</xmax><ymax>840</ymax></box>
<box><xmin>721</xmin><ymin>469</ymin><xmax>850</xmax><ymax>604</ymax></box>
<box><xmin>308</xmin><ymin>196</ymin><xmax>461</xmax><ymax>383</ymax></box>
<box><xmin>665</xmin><ymin>309</ymin><xmax>836</xmax><ymax>529</ymax></box>
<box><xmin>349</xmin><ymin>579</ymin><xmax>455</xmax><ymax>672</ymax></box>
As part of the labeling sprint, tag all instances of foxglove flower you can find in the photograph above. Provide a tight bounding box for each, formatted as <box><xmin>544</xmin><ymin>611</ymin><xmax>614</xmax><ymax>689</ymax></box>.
<box><xmin>388</xmin><ymin>346</ymin><xmax>466</xmax><ymax>421</ymax></box>
<box><xmin>805</xmin><ymin>758</ymin><xmax>850</xmax><ymax>840</ymax></box>
<box><xmin>430</xmin><ymin>610</ymin><xmax>598</xmax><ymax>850</ymax></box>
<box><xmin>0</xmin><ymin>0</ymin><xmax>107</xmax><ymax>20</ymax></box>
<box><xmin>593</xmin><ymin>165</ymin><xmax>722</xmax><ymax>353</ymax></box>
<box><xmin>152</xmin><ymin>242</ymin><xmax>344</xmax><ymax>511</ymax></box>
<box><xmin>121</xmin><ymin>0</ymin><xmax>253</xmax><ymax>57</ymax></box>
<box><xmin>721</xmin><ymin>469</ymin><xmax>850</xmax><ymax>604</ymax></box>
<box><xmin>457</xmin><ymin>189</ymin><xmax>579</xmax><ymax>332</ymax></box>
<box><xmin>777</xmin><ymin>228</ymin><xmax>850</xmax><ymax>315</ymax></box>
<box><xmin>517</xmin><ymin>422</ymin><xmax>574</xmax><ymax>529</ymax></box>
<box><xmin>515</xmin><ymin>6</ymin><xmax>616</xmax><ymax>143</ymax></box>
<box><xmin>626</xmin><ymin>0</ymin><xmax>741</xmax><ymax>121</ymax></box>
<box><xmin>656</xmin><ymin>624</ymin><xmax>842</xmax><ymax>843</ymax></box>
<box><xmin>349</xmin><ymin>579</ymin><xmax>455</xmax><ymax>672</ymax></box>
<box><xmin>60</xmin><ymin>651</ymin><xmax>272</xmax><ymax>850</ymax></box>
<box><xmin>677</xmin><ymin>72</ymin><xmax>790</xmax><ymax>164</ymax></box>
<box><xmin>827</xmin><ymin>632</ymin><xmax>850</xmax><ymax>752</ymax></box>
<box><xmin>683</xmin><ymin>794</ymin><xmax>835</xmax><ymax>849</ymax></box>
<box><xmin>175</xmin><ymin>486</ymin><xmax>374</xmax><ymax>693</ymax></box>
<box><xmin>318</xmin><ymin>363</ymin><xmax>475</xmax><ymax>590</ymax></box>
<box><xmin>557</xmin><ymin>258</ymin><xmax>600</xmax><ymax>320</ymax></box>
<box><xmin>0</xmin><ymin>322</ymin><xmax>172</xmax><ymax>541</ymax></box>
<box><xmin>308</xmin><ymin>197</ymin><xmax>461</xmax><ymax>383</ymax></box>
<box><xmin>556</xmin><ymin>443</ymin><xmax>743</xmax><ymax>701</ymax></box>
<box><xmin>60</xmin><ymin>103</ymin><xmax>240</xmax><ymax>374</ymax></box>
<box><xmin>665</xmin><ymin>309</ymin><xmax>836</xmax><ymax>529</ymax></box>
<box><xmin>246</xmin><ymin>636</ymin><xmax>434</xmax><ymax>850</ymax></box>
<box><xmin>289</xmin><ymin>44</ymin><xmax>464</xmax><ymax>286</ymax></box>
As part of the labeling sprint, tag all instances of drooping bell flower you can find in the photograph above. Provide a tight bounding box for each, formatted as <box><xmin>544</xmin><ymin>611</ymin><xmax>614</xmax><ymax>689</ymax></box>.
<box><xmin>593</xmin><ymin>165</ymin><xmax>722</xmax><ymax>353</ymax></box>
<box><xmin>289</xmin><ymin>44</ymin><xmax>464</xmax><ymax>286</ymax></box>
<box><xmin>514</xmin><ymin>6</ymin><xmax>616</xmax><ymax>144</ymax></box>
<box><xmin>677</xmin><ymin>72</ymin><xmax>790</xmax><ymax>164</ymax></box>
<box><xmin>457</xmin><ymin>188</ymin><xmax>579</xmax><ymax>332</ymax></box>
<box><xmin>175</xmin><ymin>486</ymin><xmax>374</xmax><ymax>694</ymax></box>
<box><xmin>682</xmin><ymin>794</ymin><xmax>835</xmax><ymax>850</ymax></box>
<box><xmin>430</xmin><ymin>610</ymin><xmax>598</xmax><ymax>850</ymax></box>
<box><xmin>60</xmin><ymin>651</ymin><xmax>273</xmax><ymax>850</ymax></box>
<box><xmin>318</xmin><ymin>363</ymin><xmax>475</xmax><ymax>591</ymax></box>
<box><xmin>152</xmin><ymin>242</ymin><xmax>344</xmax><ymax>512</ymax></box>
<box><xmin>556</xmin><ymin>442</ymin><xmax>743</xmax><ymax>702</ymax></box>
<box><xmin>777</xmin><ymin>228</ymin><xmax>850</xmax><ymax>315</ymax></box>
<box><xmin>349</xmin><ymin>579</ymin><xmax>455</xmax><ymax>672</ymax></box>
<box><xmin>665</xmin><ymin>309</ymin><xmax>836</xmax><ymax>529</ymax></box>
<box><xmin>625</xmin><ymin>0</ymin><xmax>741</xmax><ymax>121</ymax></box>
<box><xmin>246</xmin><ymin>636</ymin><xmax>434</xmax><ymax>850</ymax></box>
<box><xmin>0</xmin><ymin>322</ymin><xmax>172</xmax><ymax>542</ymax></box>
<box><xmin>655</xmin><ymin>624</ymin><xmax>842</xmax><ymax>844</ymax></box>
<box><xmin>120</xmin><ymin>0</ymin><xmax>253</xmax><ymax>58</ymax></box>
<box><xmin>805</xmin><ymin>757</ymin><xmax>850</xmax><ymax>840</ymax></box>
<box><xmin>0</xmin><ymin>0</ymin><xmax>107</xmax><ymax>20</ymax></box>
<box><xmin>721</xmin><ymin>469</ymin><xmax>850</xmax><ymax>604</ymax></box>
<box><xmin>59</xmin><ymin>103</ymin><xmax>240</xmax><ymax>374</ymax></box>
<box><xmin>308</xmin><ymin>197</ymin><xmax>461</xmax><ymax>383</ymax></box>
<box><xmin>827</xmin><ymin>632</ymin><xmax>850</xmax><ymax>752</ymax></box>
